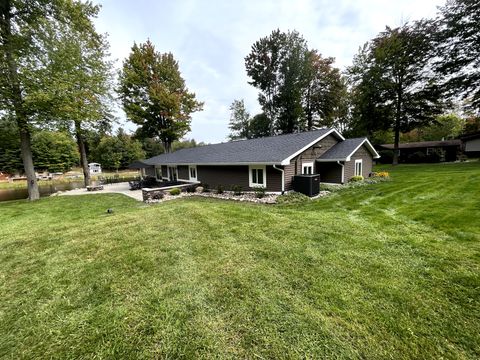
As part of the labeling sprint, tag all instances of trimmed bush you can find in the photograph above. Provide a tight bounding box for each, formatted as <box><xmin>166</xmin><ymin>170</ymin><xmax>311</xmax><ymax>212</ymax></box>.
<box><xmin>349</xmin><ymin>175</ymin><xmax>364</xmax><ymax>182</ymax></box>
<box><xmin>216</xmin><ymin>184</ymin><xmax>224</xmax><ymax>194</ymax></box>
<box><xmin>151</xmin><ymin>191</ymin><xmax>164</xmax><ymax>200</ymax></box>
<box><xmin>185</xmin><ymin>185</ymin><xmax>197</xmax><ymax>193</ymax></box>
<box><xmin>253</xmin><ymin>186</ymin><xmax>266</xmax><ymax>198</ymax></box>
<box><xmin>201</xmin><ymin>183</ymin><xmax>210</xmax><ymax>193</ymax></box>
<box><xmin>169</xmin><ymin>188</ymin><xmax>181</xmax><ymax>196</ymax></box>
<box><xmin>276</xmin><ymin>191</ymin><xmax>309</xmax><ymax>204</ymax></box>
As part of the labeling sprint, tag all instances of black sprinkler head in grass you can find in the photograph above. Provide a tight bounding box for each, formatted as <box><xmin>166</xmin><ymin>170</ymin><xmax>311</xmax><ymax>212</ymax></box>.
<box><xmin>106</xmin><ymin>208</ymin><xmax>114</xmax><ymax>214</ymax></box>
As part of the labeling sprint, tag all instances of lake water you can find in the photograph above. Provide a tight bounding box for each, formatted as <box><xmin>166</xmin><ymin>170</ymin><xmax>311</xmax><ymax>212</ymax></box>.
<box><xmin>0</xmin><ymin>181</ymin><xmax>86</xmax><ymax>202</ymax></box>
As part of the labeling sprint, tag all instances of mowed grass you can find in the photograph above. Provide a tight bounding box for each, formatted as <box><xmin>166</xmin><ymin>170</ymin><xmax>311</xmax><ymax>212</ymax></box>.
<box><xmin>0</xmin><ymin>163</ymin><xmax>479</xmax><ymax>359</ymax></box>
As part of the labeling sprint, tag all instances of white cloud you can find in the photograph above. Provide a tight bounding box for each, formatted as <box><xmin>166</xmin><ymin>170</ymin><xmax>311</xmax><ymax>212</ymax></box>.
<box><xmin>94</xmin><ymin>0</ymin><xmax>445</xmax><ymax>143</ymax></box>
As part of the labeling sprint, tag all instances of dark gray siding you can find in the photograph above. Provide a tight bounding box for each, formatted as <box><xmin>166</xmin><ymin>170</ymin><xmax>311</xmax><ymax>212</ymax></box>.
<box><xmin>177</xmin><ymin>165</ymin><xmax>189</xmax><ymax>180</ymax></box>
<box><xmin>317</xmin><ymin>162</ymin><xmax>343</xmax><ymax>183</ymax></box>
<box><xmin>285</xmin><ymin>134</ymin><xmax>340</xmax><ymax>190</ymax></box>
<box><xmin>344</xmin><ymin>145</ymin><xmax>373</xmax><ymax>181</ymax></box>
<box><xmin>197</xmin><ymin>165</ymin><xmax>282</xmax><ymax>192</ymax></box>
<box><xmin>145</xmin><ymin>167</ymin><xmax>155</xmax><ymax>177</ymax></box>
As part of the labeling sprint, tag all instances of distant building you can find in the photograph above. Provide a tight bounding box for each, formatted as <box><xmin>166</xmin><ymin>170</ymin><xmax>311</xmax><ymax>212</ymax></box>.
<box><xmin>461</xmin><ymin>132</ymin><xmax>480</xmax><ymax>157</ymax></box>
<box><xmin>380</xmin><ymin>140</ymin><xmax>462</xmax><ymax>163</ymax></box>
<box><xmin>88</xmin><ymin>163</ymin><xmax>102</xmax><ymax>174</ymax></box>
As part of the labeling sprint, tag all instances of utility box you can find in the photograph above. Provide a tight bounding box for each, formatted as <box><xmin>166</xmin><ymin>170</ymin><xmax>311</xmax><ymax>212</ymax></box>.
<box><xmin>293</xmin><ymin>174</ymin><xmax>320</xmax><ymax>197</ymax></box>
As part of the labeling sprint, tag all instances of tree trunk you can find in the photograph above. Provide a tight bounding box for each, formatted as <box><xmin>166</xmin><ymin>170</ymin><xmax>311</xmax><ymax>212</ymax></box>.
<box><xmin>392</xmin><ymin>85</ymin><xmax>403</xmax><ymax>165</ymax></box>
<box><xmin>163</xmin><ymin>140</ymin><xmax>172</xmax><ymax>154</ymax></box>
<box><xmin>75</xmin><ymin>120</ymin><xmax>91</xmax><ymax>187</ymax></box>
<box><xmin>1</xmin><ymin>0</ymin><xmax>39</xmax><ymax>200</ymax></box>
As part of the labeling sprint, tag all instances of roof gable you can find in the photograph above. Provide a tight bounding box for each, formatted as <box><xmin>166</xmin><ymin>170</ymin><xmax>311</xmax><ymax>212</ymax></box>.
<box><xmin>318</xmin><ymin>138</ymin><xmax>380</xmax><ymax>161</ymax></box>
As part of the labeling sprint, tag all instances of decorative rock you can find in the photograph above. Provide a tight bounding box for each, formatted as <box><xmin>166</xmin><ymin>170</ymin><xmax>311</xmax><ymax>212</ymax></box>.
<box><xmin>195</xmin><ymin>186</ymin><xmax>204</xmax><ymax>193</ymax></box>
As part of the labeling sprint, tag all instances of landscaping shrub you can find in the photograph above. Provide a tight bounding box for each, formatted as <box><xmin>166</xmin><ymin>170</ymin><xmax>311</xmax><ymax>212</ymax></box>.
<box><xmin>151</xmin><ymin>191</ymin><xmax>164</xmax><ymax>200</ymax></box>
<box><xmin>216</xmin><ymin>184</ymin><xmax>224</xmax><ymax>194</ymax></box>
<box><xmin>231</xmin><ymin>185</ymin><xmax>243</xmax><ymax>196</ymax></box>
<box><xmin>253</xmin><ymin>186</ymin><xmax>266</xmax><ymax>198</ymax></box>
<box><xmin>371</xmin><ymin>171</ymin><xmax>390</xmax><ymax>178</ymax></box>
<box><xmin>169</xmin><ymin>188</ymin><xmax>181</xmax><ymax>196</ymax></box>
<box><xmin>276</xmin><ymin>191</ymin><xmax>309</xmax><ymax>204</ymax></box>
<box><xmin>349</xmin><ymin>175</ymin><xmax>364</xmax><ymax>182</ymax></box>
<box><xmin>185</xmin><ymin>185</ymin><xmax>197</xmax><ymax>193</ymax></box>
<box><xmin>201</xmin><ymin>183</ymin><xmax>210</xmax><ymax>193</ymax></box>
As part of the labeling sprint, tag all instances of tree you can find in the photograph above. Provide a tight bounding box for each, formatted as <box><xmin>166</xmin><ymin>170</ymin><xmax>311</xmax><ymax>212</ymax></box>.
<box><xmin>249</xmin><ymin>113</ymin><xmax>270</xmax><ymax>138</ymax></box>
<box><xmin>0</xmin><ymin>0</ymin><xmax>102</xmax><ymax>200</ymax></box>
<box><xmin>40</xmin><ymin>14</ymin><xmax>114</xmax><ymax>187</ymax></box>
<box><xmin>245</xmin><ymin>30</ymin><xmax>347</xmax><ymax>135</ymax></box>
<box><xmin>118</xmin><ymin>41</ymin><xmax>203</xmax><ymax>153</ymax></box>
<box><xmin>245</xmin><ymin>29</ymin><xmax>286</xmax><ymax>135</ymax></box>
<box><xmin>92</xmin><ymin>130</ymin><xmax>145</xmax><ymax>171</ymax></box>
<box><xmin>435</xmin><ymin>0</ymin><xmax>480</xmax><ymax>114</ymax></box>
<box><xmin>0</xmin><ymin>115</ymin><xmax>22</xmax><ymax>174</ymax></box>
<box><xmin>348</xmin><ymin>23</ymin><xmax>444</xmax><ymax>164</ymax></box>
<box><xmin>228</xmin><ymin>99</ymin><xmax>251</xmax><ymax>140</ymax></box>
<box><xmin>303</xmin><ymin>50</ymin><xmax>346</xmax><ymax>130</ymax></box>
<box><xmin>31</xmin><ymin>131</ymin><xmax>79</xmax><ymax>172</ymax></box>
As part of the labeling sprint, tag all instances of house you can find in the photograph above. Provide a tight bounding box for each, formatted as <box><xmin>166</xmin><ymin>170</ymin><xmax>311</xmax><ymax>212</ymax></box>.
<box><xmin>130</xmin><ymin>129</ymin><xmax>380</xmax><ymax>193</ymax></box>
<box><xmin>88</xmin><ymin>163</ymin><xmax>102</xmax><ymax>174</ymax></box>
<box><xmin>380</xmin><ymin>140</ymin><xmax>461</xmax><ymax>163</ymax></box>
<box><xmin>461</xmin><ymin>132</ymin><xmax>480</xmax><ymax>157</ymax></box>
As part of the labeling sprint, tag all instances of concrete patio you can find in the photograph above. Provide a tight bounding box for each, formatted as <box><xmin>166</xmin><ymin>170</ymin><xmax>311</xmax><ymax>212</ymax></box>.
<box><xmin>57</xmin><ymin>182</ymin><xmax>143</xmax><ymax>201</ymax></box>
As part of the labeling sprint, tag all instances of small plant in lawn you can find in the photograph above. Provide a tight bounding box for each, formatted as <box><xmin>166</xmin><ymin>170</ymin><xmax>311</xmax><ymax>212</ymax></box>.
<box><xmin>253</xmin><ymin>186</ymin><xmax>266</xmax><ymax>198</ymax></box>
<box><xmin>276</xmin><ymin>191</ymin><xmax>309</xmax><ymax>204</ymax></box>
<box><xmin>349</xmin><ymin>175</ymin><xmax>364</xmax><ymax>182</ymax></box>
<box><xmin>169</xmin><ymin>188</ymin><xmax>181</xmax><ymax>196</ymax></box>
<box><xmin>216</xmin><ymin>184</ymin><xmax>224</xmax><ymax>194</ymax></box>
<box><xmin>231</xmin><ymin>185</ymin><xmax>243</xmax><ymax>196</ymax></box>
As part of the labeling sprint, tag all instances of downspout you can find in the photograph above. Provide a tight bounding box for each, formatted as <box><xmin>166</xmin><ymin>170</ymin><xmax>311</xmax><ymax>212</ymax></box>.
<box><xmin>337</xmin><ymin>161</ymin><xmax>345</xmax><ymax>184</ymax></box>
<box><xmin>273</xmin><ymin>164</ymin><xmax>285</xmax><ymax>194</ymax></box>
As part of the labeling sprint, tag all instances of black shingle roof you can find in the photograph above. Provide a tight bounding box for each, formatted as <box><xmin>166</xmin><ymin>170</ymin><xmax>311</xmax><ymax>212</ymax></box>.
<box><xmin>318</xmin><ymin>138</ymin><xmax>372</xmax><ymax>160</ymax></box>
<box><xmin>144</xmin><ymin>128</ymin><xmax>338</xmax><ymax>165</ymax></box>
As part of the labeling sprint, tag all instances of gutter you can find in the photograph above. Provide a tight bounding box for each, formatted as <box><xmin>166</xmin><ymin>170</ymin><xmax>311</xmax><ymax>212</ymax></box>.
<box><xmin>273</xmin><ymin>164</ymin><xmax>285</xmax><ymax>194</ymax></box>
<box><xmin>337</xmin><ymin>161</ymin><xmax>345</xmax><ymax>184</ymax></box>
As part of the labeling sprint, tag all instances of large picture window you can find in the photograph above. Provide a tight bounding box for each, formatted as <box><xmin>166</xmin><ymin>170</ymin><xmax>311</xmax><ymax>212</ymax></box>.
<box><xmin>354</xmin><ymin>159</ymin><xmax>363</xmax><ymax>177</ymax></box>
<box><xmin>249</xmin><ymin>165</ymin><xmax>266</xmax><ymax>188</ymax></box>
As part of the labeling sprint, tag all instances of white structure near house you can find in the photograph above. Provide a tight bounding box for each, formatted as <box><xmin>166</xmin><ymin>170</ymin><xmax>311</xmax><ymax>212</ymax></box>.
<box><xmin>88</xmin><ymin>163</ymin><xmax>102</xmax><ymax>174</ymax></box>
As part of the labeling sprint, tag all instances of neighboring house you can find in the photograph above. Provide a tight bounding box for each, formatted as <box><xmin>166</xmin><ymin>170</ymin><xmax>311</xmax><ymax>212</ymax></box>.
<box><xmin>130</xmin><ymin>129</ymin><xmax>380</xmax><ymax>193</ymax></box>
<box><xmin>380</xmin><ymin>140</ymin><xmax>461</xmax><ymax>163</ymax></box>
<box><xmin>88</xmin><ymin>163</ymin><xmax>102</xmax><ymax>174</ymax></box>
<box><xmin>461</xmin><ymin>132</ymin><xmax>480</xmax><ymax>157</ymax></box>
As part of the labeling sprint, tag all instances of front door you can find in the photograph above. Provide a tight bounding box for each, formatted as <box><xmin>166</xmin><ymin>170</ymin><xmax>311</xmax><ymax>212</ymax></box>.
<box><xmin>168</xmin><ymin>166</ymin><xmax>177</xmax><ymax>181</ymax></box>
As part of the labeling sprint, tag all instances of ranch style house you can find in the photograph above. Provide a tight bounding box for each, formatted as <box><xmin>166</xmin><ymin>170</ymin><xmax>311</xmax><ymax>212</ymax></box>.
<box><xmin>130</xmin><ymin>128</ymin><xmax>380</xmax><ymax>193</ymax></box>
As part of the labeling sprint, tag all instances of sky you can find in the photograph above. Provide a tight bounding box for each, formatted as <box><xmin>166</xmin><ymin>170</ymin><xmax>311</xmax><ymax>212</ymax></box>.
<box><xmin>94</xmin><ymin>0</ymin><xmax>445</xmax><ymax>144</ymax></box>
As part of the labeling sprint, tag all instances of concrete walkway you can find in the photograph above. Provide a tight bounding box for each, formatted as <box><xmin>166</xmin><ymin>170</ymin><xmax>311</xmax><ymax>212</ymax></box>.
<box><xmin>57</xmin><ymin>182</ymin><xmax>143</xmax><ymax>201</ymax></box>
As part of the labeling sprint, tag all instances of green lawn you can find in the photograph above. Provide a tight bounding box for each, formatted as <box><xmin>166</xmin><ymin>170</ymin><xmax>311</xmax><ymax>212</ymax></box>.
<box><xmin>0</xmin><ymin>163</ymin><xmax>479</xmax><ymax>359</ymax></box>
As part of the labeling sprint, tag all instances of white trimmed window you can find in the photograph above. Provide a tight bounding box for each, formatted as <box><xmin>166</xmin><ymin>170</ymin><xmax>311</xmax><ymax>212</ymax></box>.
<box><xmin>189</xmin><ymin>165</ymin><xmax>197</xmax><ymax>181</ymax></box>
<box><xmin>249</xmin><ymin>165</ymin><xmax>266</xmax><ymax>188</ymax></box>
<box><xmin>354</xmin><ymin>159</ymin><xmax>363</xmax><ymax>176</ymax></box>
<box><xmin>155</xmin><ymin>167</ymin><xmax>162</xmax><ymax>180</ymax></box>
<box><xmin>302</xmin><ymin>162</ymin><xmax>314</xmax><ymax>175</ymax></box>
